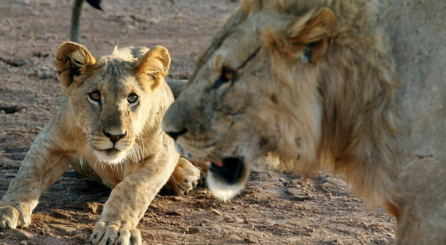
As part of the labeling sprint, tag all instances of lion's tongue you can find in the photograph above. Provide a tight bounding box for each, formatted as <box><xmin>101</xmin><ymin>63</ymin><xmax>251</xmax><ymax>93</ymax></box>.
<box><xmin>213</xmin><ymin>160</ymin><xmax>224</xmax><ymax>167</ymax></box>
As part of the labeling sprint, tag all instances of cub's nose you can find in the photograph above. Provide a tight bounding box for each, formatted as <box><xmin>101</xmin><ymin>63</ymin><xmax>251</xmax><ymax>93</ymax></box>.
<box><xmin>165</xmin><ymin>128</ymin><xmax>188</xmax><ymax>141</ymax></box>
<box><xmin>103</xmin><ymin>130</ymin><xmax>126</xmax><ymax>143</ymax></box>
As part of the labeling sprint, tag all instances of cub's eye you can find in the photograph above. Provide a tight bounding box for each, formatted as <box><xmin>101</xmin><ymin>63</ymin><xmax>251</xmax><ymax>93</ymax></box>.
<box><xmin>213</xmin><ymin>69</ymin><xmax>235</xmax><ymax>89</ymax></box>
<box><xmin>88</xmin><ymin>91</ymin><xmax>101</xmax><ymax>102</ymax></box>
<box><xmin>148</xmin><ymin>74</ymin><xmax>156</xmax><ymax>80</ymax></box>
<box><xmin>127</xmin><ymin>93</ymin><xmax>138</xmax><ymax>104</ymax></box>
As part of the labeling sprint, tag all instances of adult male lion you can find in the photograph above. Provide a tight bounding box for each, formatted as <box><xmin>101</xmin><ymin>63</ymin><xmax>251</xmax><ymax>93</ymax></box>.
<box><xmin>163</xmin><ymin>0</ymin><xmax>446</xmax><ymax>244</ymax></box>
<box><xmin>0</xmin><ymin>42</ymin><xmax>201</xmax><ymax>245</ymax></box>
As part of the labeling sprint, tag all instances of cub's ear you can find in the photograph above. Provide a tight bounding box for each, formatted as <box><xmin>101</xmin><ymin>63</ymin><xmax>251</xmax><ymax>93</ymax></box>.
<box><xmin>54</xmin><ymin>41</ymin><xmax>96</xmax><ymax>88</ymax></box>
<box><xmin>264</xmin><ymin>8</ymin><xmax>335</xmax><ymax>64</ymax></box>
<box><xmin>136</xmin><ymin>46</ymin><xmax>171</xmax><ymax>90</ymax></box>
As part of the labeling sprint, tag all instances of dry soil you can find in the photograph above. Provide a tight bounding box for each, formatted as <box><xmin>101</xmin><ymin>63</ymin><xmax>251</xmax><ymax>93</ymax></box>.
<box><xmin>0</xmin><ymin>0</ymin><xmax>395</xmax><ymax>244</ymax></box>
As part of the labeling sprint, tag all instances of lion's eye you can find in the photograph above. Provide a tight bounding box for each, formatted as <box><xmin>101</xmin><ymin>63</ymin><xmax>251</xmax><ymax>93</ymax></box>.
<box><xmin>213</xmin><ymin>69</ymin><xmax>235</xmax><ymax>89</ymax></box>
<box><xmin>88</xmin><ymin>91</ymin><xmax>101</xmax><ymax>102</ymax></box>
<box><xmin>127</xmin><ymin>93</ymin><xmax>138</xmax><ymax>104</ymax></box>
<box><xmin>222</xmin><ymin>70</ymin><xmax>234</xmax><ymax>82</ymax></box>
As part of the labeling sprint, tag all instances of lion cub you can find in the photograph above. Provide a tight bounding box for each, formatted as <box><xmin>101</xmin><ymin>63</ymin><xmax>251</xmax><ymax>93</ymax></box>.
<box><xmin>0</xmin><ymin>42</ymin><xmax>200</xmax><ymax>245</ymax></box>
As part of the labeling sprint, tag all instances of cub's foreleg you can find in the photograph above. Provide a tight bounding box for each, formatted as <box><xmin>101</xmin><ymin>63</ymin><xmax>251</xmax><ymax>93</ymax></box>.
<box><xmin>89</xmin><ymin>144</ymin><xmax>178</xmax><ymax>245</ymax></box>
<box><xmin>0</xmin><ymin>132</ymin><xmax>70</xmax><ymax>229</ymax></box>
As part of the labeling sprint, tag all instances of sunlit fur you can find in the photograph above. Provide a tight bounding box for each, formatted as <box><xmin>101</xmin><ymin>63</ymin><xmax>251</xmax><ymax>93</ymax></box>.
<box><xmin>62</xmin><ymin>45</ymin><xmax>167</xmax><ymax>165</ymax></box>
<box><xmin>0</xmin><ymin>42</ymin><xmax>201</xmax><ymax>245</ymax></box>
<box><xmin>164</xmin><ymin>0</ymin><xmax>446</xmax><ymax>244</ymax></box>
<box><xmin>165</xmin><ymin>0</ymin><xmax>399</xmax><ymax>206</ymax></box>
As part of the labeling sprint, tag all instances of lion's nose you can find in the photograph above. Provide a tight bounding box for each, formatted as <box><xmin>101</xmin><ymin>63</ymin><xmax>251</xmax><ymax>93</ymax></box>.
<box><xmin>165</xmin><ymin>128</ymin><xmax>188</xmax><ymax>141</ymax></box>
<box><xmin>163</xmin><ymin>97</ymin><xmax>191</xmax><ymax>141</ymax></box>
<box><xmin>103</xmin><ymin>130</ymin><xmax>127</xmax><ymax>143</ymax></box>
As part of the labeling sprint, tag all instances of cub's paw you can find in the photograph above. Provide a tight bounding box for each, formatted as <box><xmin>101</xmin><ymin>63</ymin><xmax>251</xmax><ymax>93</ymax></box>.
<box><xmin>89</xmin><ymin>221</ymin><xmax>141</xmax><ymax>245</ymax></box>
<box><xmin>0</xmin><ymin>203</ymin><xmax>32</xmax><ymax>229</ymax></box>
<box><xmin>162</xmin><ymin>158</ymin><xmax>201</xmax><ymax>196</ymax></box>
<box><xmin>192</xmin><ymin>161</ymin><xmax>209</xmax><ymax>187</ymax></box>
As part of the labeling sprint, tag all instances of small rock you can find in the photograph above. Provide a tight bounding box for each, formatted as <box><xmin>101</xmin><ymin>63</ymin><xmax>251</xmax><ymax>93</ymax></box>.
<box><xmin>37</xmin><ymin>69</ymin><xmax>55</xmax><ymax>80</ymax></box>
<box><xmin>223</xmin><ymin>215</ymin><xmax>233</xmax><ymax>222</ymax></box>
<box><xmin>245</xmin><ymin>235</ymin><xmax>258</xmax><ymax>244</ymax></box>
<box><xmin>223</xmin><ymin>215</ymin><xmax>241</xmax><ymax>223</ymax></box>
<box><xmin>200</xmin><ymin>219</ymin><xmax>213</xmax><ymax>224</ymax></box>
<box><xmin>50</xmin><ymin>209</ymin><xmax>72</xmax><ymax>219</ymax></box>
<box><xmin>165</xmin><ymin>210</ymin><xmax>182</xmax><ymax>216</ymax></box>
<box><xmin>187</xmin><ymin>227</ymin><xmax>200</xmax><ymax>234</ymax></box>
<box><xmin>173</xmin><ymin>196</ymin><xmax>184</xmax><ymax>202</ymax></box>
<box><xmin>210</xmin><ymin>208</ymin><xmax>222</xmax><ymax>216</ymax></box>
<box><xmin>87</xmin><ymin>202</ymin><xmax>104</xmax><ymax>214</ymax></box>
<box><xmin>9</xmin><ymin>230</ymin><xmax>33</xmax><ymax>241</ymax></box>
<box><xmin>148</xmin><ymin>17</ymin><xmax>161</xmax><ymax>24</ymax></box>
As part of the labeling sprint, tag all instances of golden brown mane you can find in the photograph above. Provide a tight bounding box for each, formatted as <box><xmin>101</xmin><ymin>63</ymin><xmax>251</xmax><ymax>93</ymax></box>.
<box><xmin>163</xmin><ymin>0</ymin><xmax>446</xmax><ymax>242</ymax></box>
<box><xmin>198</xmin><ymin>0</ymin><xmax>401</xmax><ymax>206</ymax></box>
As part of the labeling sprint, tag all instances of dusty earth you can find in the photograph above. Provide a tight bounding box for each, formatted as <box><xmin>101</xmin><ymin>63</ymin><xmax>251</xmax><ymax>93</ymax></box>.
<box><xmin>0</xmin><ymin>0</ymin><xmax>396</xmax><ymax>244</ymax></box>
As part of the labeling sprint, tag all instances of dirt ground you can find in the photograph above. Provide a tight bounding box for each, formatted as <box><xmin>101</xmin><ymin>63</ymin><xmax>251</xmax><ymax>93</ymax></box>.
<box><xmin>0</xmin><ymin>0</ymin><xmax>396</xmax><ymax>244</ymax></box>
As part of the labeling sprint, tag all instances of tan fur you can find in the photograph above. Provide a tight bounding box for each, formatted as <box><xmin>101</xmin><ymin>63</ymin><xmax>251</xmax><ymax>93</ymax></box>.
<box><xmin>0</xmin><ymin>42</ymin><xmax>200</xmax><ymax>245</ymax></box>
<box><xmin>163</xmin><ymin>0</ymin><xmax>446</xmax><ymax>244</ymax></box>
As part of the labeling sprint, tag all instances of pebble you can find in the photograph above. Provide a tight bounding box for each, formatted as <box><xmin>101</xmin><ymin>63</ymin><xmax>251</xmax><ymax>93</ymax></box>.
<box><xmin>245</xmin><ymin>235</ymin><xmax>258</xmax><ymax>244</ymax></box>
<box><xmin>87</xmin><ymin>202</ymin><xmax>104</xmax><ymax>214</ymax></box>
<box><xmin>210</xmin><ymin>208</ymin><xmax>222</xmax><ymax>216</ymax></box>
<box><xmin>187</xmin><ymin>227</ymin><xmax>200</xmax><ymax>234</ymax></box>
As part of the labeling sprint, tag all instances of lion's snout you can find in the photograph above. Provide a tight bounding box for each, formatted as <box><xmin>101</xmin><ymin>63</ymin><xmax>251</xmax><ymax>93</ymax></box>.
<box><xmin>165</xmin><ymin>128</ymin><xmax>187</xmax><ymax>141</ymax></box>
<box><xmin>207</xmin><ymin>158</ymin><xmax>251</xmax><ymax>201</ymax></box>
<box><xmin>163</xmin><ymin>101</ymin><xmax>190</xmax><ymax>141</ymax></box>
<box><xmin>103</xmin><ymin>129</ymin><xmax>127</xmax><ymax>144</ymax></box>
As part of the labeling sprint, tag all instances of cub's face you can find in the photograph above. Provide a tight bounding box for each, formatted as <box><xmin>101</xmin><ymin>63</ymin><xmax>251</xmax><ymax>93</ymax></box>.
<box><xmin>55</xmin><ymin>42</ymin><xmax>171</xmax><ymax>164</ymax></box>
<box><xmin>69</xmin><ymin>63</ymin><xmax>146</xmax><ymax>164</ymax></box>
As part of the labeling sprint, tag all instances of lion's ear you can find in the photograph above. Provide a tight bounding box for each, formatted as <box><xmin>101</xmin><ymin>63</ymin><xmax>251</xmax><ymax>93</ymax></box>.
<box><xmin>54</xmin><ymin>41</ymin><xmax>96</xmax><ymax>88</ymax></box>
<box><xmin>289</xmin><ymin>8</ymin><xmax>335</xmax><ymax>63</ymax></box>
<box><xmin>264</xmin><ymin>8</ymin><xmax>335</xmax><ymax>63</ymax></box>
<box><xmin>136</xmin><ymin>46</ymin><xmax>171</xmax><ymax>90</ymax></box>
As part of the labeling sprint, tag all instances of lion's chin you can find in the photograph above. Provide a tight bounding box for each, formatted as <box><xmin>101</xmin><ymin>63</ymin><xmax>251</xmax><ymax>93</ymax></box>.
<box><xmin>206</xmin><ymin>158</ymin><xmax>251</xmax><ymax>201</ymax></box>
<box><xmin>93</xmin><ymin>149</ymin><xmax>127</xmax><ymax>165</ymax></box>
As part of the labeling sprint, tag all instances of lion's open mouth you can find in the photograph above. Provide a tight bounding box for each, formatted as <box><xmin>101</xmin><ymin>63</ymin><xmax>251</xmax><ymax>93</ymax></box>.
<box><xmin>207</xmin><ymin>157</ymin><xmax>251</xmax><ymax>201</ymax></box>
<box><xmin>210</xmin><ymin>157</ymin><xmax>245</xmax><ymax>185</ymax></box>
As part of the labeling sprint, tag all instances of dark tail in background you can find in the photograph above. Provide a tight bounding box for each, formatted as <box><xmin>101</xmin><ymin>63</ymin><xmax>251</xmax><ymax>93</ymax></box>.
<box><xmin>70</xmin><ymin>0</ymin><xmax>102</xmax><ymax>43</ymax></box>
<box><xmin>86</xmin><ymin>0</ymin><xmax>102</xmax><ymax>10</ymax></box>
